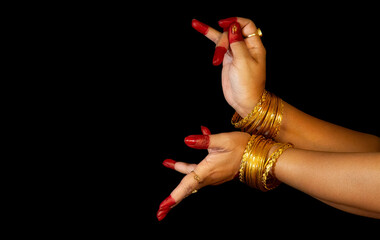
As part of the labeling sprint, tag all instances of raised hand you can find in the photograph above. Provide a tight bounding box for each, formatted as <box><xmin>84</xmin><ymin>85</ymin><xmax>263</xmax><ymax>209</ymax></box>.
<box><xmin>192</xmin><ymin>17</ymin><xmax>266</xmax><ymax>117</ymax></box>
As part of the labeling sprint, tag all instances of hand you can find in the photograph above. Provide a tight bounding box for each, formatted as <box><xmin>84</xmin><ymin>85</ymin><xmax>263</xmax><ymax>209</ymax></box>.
<box><xmin>192</xmin><ymin>17</ymin><xmax>266</xmax><ymax>117</ymax></box>
<box><xmin>157</xmin><ymin>127</ymin><xmax>250</xmax><ymax>221</ymax></box>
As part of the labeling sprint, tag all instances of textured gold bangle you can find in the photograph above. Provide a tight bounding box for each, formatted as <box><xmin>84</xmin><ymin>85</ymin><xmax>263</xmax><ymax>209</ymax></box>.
<box><xmin>261</xmin><ymin>143</ymin><xmax>293</xmax><ymax>191</ymax></box>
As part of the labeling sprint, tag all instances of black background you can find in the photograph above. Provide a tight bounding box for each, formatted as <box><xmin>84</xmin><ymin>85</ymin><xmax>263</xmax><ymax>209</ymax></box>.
<box><xmin>70</xmin><ymin>2</ymin><xmax>380</xmax><ymax>235</ymax></box>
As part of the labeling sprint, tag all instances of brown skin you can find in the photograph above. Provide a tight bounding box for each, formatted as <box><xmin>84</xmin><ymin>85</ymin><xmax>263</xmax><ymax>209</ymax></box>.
<box><xmin>198</xmin><ymin>16</ymin><xmax>380</xmax><ymax>152</ymax></box>
<box><xmin>160</xmin><ymin>131</ymin><xmax>380</xmax><ymax>219</ymax></box>
<box><xmin>157</xmin><ymin>17</ymin><xmax>380</xmax><ymax>221</ymax></box>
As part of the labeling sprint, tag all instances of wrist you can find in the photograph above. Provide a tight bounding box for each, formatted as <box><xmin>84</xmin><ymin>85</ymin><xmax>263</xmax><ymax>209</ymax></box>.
<box><xmin>235</xmin><ymin>89</ymin><xmax>266</xmax><ymax>118</ymax></box>
<box><xmin>236</xmin><ymin>106</ymin><xmax>254</xmax><ymax>118</ymax></box>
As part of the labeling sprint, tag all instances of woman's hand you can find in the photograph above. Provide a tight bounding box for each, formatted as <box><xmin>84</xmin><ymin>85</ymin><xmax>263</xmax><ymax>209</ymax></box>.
<box><xmin>157</xmin><ymin>127</ymin><xmax>250</xmax><ymax>221</ymax></box>
<box><xmin>192</xmin><ymin>17</ymin><xmax>266</xmax><ymax>117</ymax></box>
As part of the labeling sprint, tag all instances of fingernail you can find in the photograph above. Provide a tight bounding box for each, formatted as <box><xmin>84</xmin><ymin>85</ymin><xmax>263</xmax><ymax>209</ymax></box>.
<box><xmin>192</xmin><ymin>19</ymin><xmax>209</xmax><ymax>35</ymax></box>
<box><xmin>157</xmin><ymin>195</ymin><xmax>176</xmax><ymax>221</ymax></box>
<box><xmin>218</xmin><ymin>17</ymin><xmax>237</xmax><ymax>29</ymax></box>
<box><xmin>212</xmin><ymin>46</ymin><xmax>227</xmax><ymax>66</ymax></box>
<box><xmin>162</xmin><ymin>159</ymin><xmax>176</xmax><ymax>170</ymax></box>
<box><xmin>201</xmin><ymin>126</ymin><xmax>211</xmax><ymax>135</ymax></box>
<box><xmin>184</xmin><ymin>135</ymin><xmax>210</xmax><ymax>149</ymax></box>
<box><xmin>229</xmin><ymin>22</ymin><xmax>243</xmax><ymax>44</ymax></box>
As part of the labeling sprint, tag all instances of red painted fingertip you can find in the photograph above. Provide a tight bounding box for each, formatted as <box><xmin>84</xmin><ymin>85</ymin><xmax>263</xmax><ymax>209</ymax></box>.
<box><xmin>192</xmin><ymin>19</ymin><xmax>209</xmax><ymax>35</ymax></box>
<box><xmin>162</xmin><ymin>159</ymin><xmax>176</xmax><ymax>170</ymax></box>
<box><xmin>201</xmin><ymin>126</ymin><xmax>211</xmax><ymax>135</ymax></box>
<box><xmin>229</xmin><ymin>22</ymin><xmax>243</xmax><ymax>44</ymax></box>
<box><xmin>212</xmin><ymin>46</ymin><xmax>227</xmax><ymax>66</ymax></box>
<box><xmin>184</xmin><ymin>135</ymin><xmax>210</xmax><ymax>149</ymax></box>
<box><xmin>157</xmin><ymin>195</ymin><xmax>176</xmax><ymax>221</ymax></box>
<box><xmin>218</xmin><ymin>17</ymin><xmax>237</xmax><ymax>29</ymax></box>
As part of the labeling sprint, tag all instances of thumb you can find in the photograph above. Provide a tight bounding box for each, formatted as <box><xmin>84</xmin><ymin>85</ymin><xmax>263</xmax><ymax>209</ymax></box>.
<box><xmin>228</xmin><ymin>22</ymin><xmax>251</xmax><ymax>61</ymax></box>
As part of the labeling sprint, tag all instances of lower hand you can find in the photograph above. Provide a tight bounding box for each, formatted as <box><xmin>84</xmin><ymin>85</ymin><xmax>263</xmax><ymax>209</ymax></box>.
<box><xmin>157</xmin><ymin>127</ymin><xmax>250</xmax><ymax>221</ymax></box>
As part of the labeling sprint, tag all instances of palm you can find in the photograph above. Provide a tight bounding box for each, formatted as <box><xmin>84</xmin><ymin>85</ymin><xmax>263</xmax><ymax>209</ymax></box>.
<box><xmin>221</xmin><ymin>52</ymin><xmax>235</xmax><ymax>109</ymax></box>
<box><xmin>221</xmin><ymin>52</ymin><xmax>265</xmax><ymax>116</ymax></box>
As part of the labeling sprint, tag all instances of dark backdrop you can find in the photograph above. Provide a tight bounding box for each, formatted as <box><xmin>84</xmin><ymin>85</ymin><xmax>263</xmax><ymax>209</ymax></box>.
<box><xmin>139</xmin><ymin>7</ymin><xmax>380</xmax><ymax>226</ymax></box>
<box><xmin>74</xmin><ymin>2</ymin><xmax>380</xmax><ymax>235</ymax></box>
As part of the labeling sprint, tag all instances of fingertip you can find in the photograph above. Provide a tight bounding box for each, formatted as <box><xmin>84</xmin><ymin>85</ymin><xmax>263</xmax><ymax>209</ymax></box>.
<box><xmin>212</xmin><ymin>46</ymin><xmax>227</xmax><ymax>66</ymax></box>
<box><xmin>157</xmin><ymin>195</ymin><xmax>176</xmax><ymax>221</ymax></box>
<box><xmin>218</xmin><ymin>17</ymin><xmax>237</xmax><ymax>28</ymax></box>
<box><xmin>192</xmin><ymin>19</ymin><xmax>209</xmax><ymax>35</ymax></box>
<box><xmin>184</xmin><ymin>135</ymin><xmax>210</xmax><ymax>149</ymax></box>
<box><xmin>162</xmin><ymin>159</ymin><xmax>176</xmax><ymax>170</ymax></box>
<box><xmin>201</xmin><ymin>126</ymin><xmax>211</xmax><ymax>135</ymax></box>
<box><xmin>229</xmin><ymin>22</ymin><xmax>243</xmax><ymax>44</ymax></box>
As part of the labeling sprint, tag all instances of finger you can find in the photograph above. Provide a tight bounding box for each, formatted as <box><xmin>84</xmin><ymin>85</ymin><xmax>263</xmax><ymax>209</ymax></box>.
<box><xmin>184</xmin><ymin>134</ymin><xmax>210</xmax><ymax>149</ymax></box>
<box><xmin>201</xmin><ymin>126</ymin><xmax>212</xmax><ymax>153</ymax></box>
<box><xmin>228</xmin><ymin>22</ymin><xmax>252</xmax><ymax>61</ymax></box>
<box><xmin>218</xmin><ymin>17</ymin><xmax>238</xmax><ymax>30</ymax></box>
<box><xmin>157</xmin><ymin>195</ymin><xmax>176</xmax><ymax>221</ymax></box>
<box><xmin>171</xmin><ymin>171</ymin><xmax>204</xmax><ymax>202</ymax></box>
<box><xmin>157</xmin><ymin>171</ymin><xmax>201</xmax><ymax>221</ymax></box>
<box><xmin>201</xmin><ymin>125</ymin><xmax>211</xmax><ymax>135</ymax></box>
<box><xmin>192</xmin><ymin>19</ymin><xmax>222</xmax><ymax>44</ymax></box>
<box><xmin>162</xmin><ymin>159</ymin><xmax>197</xmax><ymax>174</ymax></box>
<box><xmin>212</xmin><ymin>32</ymin><xmax>228</xmax><ymax>66</ymax></box>
<box><xmin>236</xmin><ymin>17</ymin><xmax>265</xmax><ymax>60</ymax></box>
<box><xmin>165</xmin><ymin>127</ymin><xmax>210</xmax><ymax>172</ymax></box>
<box><xmin>184</xmin><ymin>133</ymin><xmax>229</xmax><ymax>151</ymax></box>
<box><xmin>162</xmin><ymin>159</ymin><xmax>176</xmax><ymax>170</ymax></box>
<box><xmin>219</xmin><ymin>17</ymin><xmax>265</xmax><ymax>61</ymax></box>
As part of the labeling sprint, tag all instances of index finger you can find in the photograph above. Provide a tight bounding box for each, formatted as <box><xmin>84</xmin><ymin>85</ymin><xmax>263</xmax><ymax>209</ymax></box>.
<box><xmin>192</xmin><ymin>19</ymin><xmax>222</xmax><ymax>44</ymax></box>
<box><xmin>156</xmin><ymin>171</ymin><xmax>203</xmax><ymax>221</ymax></box>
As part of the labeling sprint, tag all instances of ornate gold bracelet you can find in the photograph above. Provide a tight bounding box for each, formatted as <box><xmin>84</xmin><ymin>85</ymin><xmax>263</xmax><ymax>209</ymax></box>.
<box><xmin>261</xmin><ymin>143</ymin><xmax>293</xmax><ymax>191</ymax></box>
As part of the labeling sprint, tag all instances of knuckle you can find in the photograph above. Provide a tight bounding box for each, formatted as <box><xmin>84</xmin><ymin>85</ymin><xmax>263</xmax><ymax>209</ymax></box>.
<box><xmin>179</xmin><ymin>176</ymin><xmax>196</xmax><ymax>195</ymax></box>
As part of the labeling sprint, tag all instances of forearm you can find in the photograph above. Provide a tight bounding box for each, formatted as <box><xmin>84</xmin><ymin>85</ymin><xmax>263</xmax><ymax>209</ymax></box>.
<box><xmin>275</xmin><ymin>101</ymin><xmax>380</xmax><ymax>152</ymax></box>
<box><xmin>274</xmin><ymin>148</ymin><xmax>380</xmax><ymax>218</ymax></box>
<box><xmin>317</xmin><ymin>198</ymin><xmax>380</xmax><ymax>219</ymax></box>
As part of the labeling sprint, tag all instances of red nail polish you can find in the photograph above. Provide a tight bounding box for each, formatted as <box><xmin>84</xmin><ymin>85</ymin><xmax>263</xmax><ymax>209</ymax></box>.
<box><xmin>184</xmin><ymin>135</ymin><xmax>210</xmax><ymax>149</ymax></box>
<box><xmin>212</xmin><ymin>46</ymin><xmax>227</xmax><ymax>66</ymax></box>
<box><xmin>229</xmin><ymin>22</ymin><xmax>243</xmax><ymax>44</ymax></box>
<box><xmin>162</xmin><ymin>159</ymin><xmax>176</xmax><ymax>170</ymax></box>
<box><xmin>192</xmin><ymin>19</ymin><xmax>209</xmax><ymax>35</ymax></box>
<box><xmin>218</xmin><ymin>17</ymin><xmax>237</xmax><ymax>29</ymax></box>
<box><xmin>157</xmin><ymin>195</ymin><xmax>176</xmax><ymax>221</ymax></box>
<box><xmin>201</xmin><ymin>126</ymin><xmax>211</xmax><ymax>135</ymax></box>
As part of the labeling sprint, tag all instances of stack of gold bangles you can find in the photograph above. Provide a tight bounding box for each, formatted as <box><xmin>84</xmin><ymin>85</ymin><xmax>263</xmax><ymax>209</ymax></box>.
<box><xmin>232</xmin><ymin>90</ymin><xmax>293</xmax><ymax>191</ymax></box>
<box><xmin>231</xmin><ymin>90</ymin><xmax>283</xmax><ymax>139</ymax></box>
<box><xmin>239</xmin><ymin>134</ymin><xmax>293</xmax><ymax>191</ymax></box>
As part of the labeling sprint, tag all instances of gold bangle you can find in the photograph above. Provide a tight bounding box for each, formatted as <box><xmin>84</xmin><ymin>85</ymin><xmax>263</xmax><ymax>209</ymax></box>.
<box><xmin>261</xmin><ymin>143</ymin><xmax>293</xmax><ymax>191</ymax></box>
<box><xmin>240</xmin><ymin>134</ymin><xmax>279</xmax><ymax>190</ymax></box>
